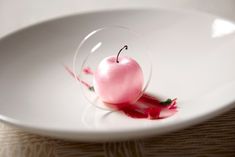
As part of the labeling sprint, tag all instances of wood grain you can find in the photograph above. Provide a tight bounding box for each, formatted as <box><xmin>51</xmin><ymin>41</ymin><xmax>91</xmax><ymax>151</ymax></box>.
<box><xmin>0</xmin><ymin>108</ymin><xmax>235</xmax><ymax>157</ymax></box>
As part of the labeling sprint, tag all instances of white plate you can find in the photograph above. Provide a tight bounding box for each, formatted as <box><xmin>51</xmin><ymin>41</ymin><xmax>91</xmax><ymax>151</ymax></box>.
<box><xmin>0</xmin><ymin>8</ymin><xmax>235</xmax><ymax>141</ymax></box>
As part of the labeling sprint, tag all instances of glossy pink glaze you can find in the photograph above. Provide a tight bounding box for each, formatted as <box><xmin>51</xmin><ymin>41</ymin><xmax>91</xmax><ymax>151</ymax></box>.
<box><xmin>93</xmin><ymin>56</ymin><xmax>144</xmax><ymax>104</ymax></box>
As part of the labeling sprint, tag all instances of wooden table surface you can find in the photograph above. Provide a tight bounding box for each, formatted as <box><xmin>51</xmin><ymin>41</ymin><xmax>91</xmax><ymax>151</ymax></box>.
<box><xmin>0</xmin><ymin>107</ymin><xmax>235</xmax><ymax>157</ymax></box>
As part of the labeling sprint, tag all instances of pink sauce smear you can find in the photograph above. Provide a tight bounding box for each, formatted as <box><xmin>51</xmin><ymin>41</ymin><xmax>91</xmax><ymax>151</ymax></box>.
<box><xmin>64</xmin><ymin>65</ymin><xmax>177</xmax><ymax>120</ymax></box>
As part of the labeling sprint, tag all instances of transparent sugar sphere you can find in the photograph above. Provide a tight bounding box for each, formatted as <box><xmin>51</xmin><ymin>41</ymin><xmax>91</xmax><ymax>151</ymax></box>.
<box><xmin>73</xmin><ymin>26</ymin><xmax>152</xmax><ymax>110</ymax></box>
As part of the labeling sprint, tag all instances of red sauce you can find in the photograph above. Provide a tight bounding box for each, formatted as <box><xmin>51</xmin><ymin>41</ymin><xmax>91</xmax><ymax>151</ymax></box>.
<box><xmin>114</xmin><ymin>94</ymin><xmax>177</xmax><ymax>119</ymax></box>
<box><xmin>64</xmin><ymin>65</ymin><xmax>177</xmax><ymax>120</ymax></box>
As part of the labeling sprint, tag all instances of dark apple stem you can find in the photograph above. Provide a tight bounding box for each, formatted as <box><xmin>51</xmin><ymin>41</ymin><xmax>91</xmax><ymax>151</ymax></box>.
<box><xmin>116</xmin><ymin>45</ymin><xmax>128</xmax><ymax>63</ymax></box>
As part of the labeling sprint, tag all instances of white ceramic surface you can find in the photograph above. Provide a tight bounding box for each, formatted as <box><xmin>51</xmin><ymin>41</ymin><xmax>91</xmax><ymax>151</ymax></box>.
<box><xmin>0</xmin><ymin>9</ymin><xmax>235</xmax><ymax>141</ymax></box>
<box><xmin>2</xmin><ymin>0</ymin><xmax>235</xmax><ymax>37</ymax></box>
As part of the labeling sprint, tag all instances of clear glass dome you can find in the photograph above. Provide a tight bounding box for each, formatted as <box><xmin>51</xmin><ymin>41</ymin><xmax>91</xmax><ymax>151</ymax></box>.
<box><xmin>73</xmin><ymin>26</ymin><xmax>152</xmax><ymax>110</ymax></box>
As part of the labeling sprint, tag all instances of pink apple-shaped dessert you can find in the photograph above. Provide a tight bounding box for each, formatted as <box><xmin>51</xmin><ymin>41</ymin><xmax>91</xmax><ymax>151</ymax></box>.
<box><xmin>93</xmin><ymin>45</ymin><xmax>144</xmax><ymax>104</ymax></box>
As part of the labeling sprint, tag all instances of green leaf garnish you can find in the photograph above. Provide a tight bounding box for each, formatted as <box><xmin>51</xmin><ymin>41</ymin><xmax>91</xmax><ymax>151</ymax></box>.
<box><xmin>160</xmin><ymin>98</ymin><xmax>172</xmax><ymax>106</ymax></box>
<box><xmin>89</xmin><ymin>86</ymin><xmax>95</xmax><ymax>91</ymax></box>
